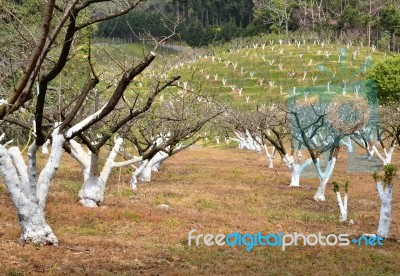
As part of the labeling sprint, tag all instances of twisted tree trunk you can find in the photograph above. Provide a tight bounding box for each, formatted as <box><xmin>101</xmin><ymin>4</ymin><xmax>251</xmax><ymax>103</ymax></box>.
<box><xmin>313</xmin><ymin>158</ymin><xmax>337</xmax><ymax>202</ymax></box>
<box><xmin>0</xmin><ymin>129</ymin><xmax>65</xmax><ymax>245</ymax></box>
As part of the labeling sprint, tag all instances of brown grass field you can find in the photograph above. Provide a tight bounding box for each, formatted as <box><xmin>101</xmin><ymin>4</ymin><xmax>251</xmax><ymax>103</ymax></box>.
<box><xmin>0</xmin><ymin>146</ymin><xmax>399</xmax><ymax>275</ymax></box>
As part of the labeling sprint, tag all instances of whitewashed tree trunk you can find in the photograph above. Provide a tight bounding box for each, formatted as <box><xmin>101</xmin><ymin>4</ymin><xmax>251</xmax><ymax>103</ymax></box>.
<box><xmin>231</xmin><ymin>130</ymin><xmax>261</xmax><ymax>152</ymax></box>
<box><xmin>6</xmin><ymin>144</ymin><xmax>58</xmax><ymax>245</ymax></box>
<box><xmin>313</xmin><ymin>158</ymin><xmax>336</xmax><ymax>201</ymax></box>
<box><xmin>0</xmin><ymin>128</ymin><xmax>65</xmax><ymax>245</ymax></box>
<box><xmin>376</xmin><ymin>181</ymin><xmax>393</xmax><ymax>238</ymax></box>
<box><xmin>283</xmin><ymin>153</ymin><xmax>312</xmax><ymax>187</ymax></box>
<box><xmin>41</xmin><ymin>139</ymin><xmax>50</xmax><ymax>154</ymax></box>
<box><xmin>364</xmin><ymin>145</ymin><xmax>375</xmax><ymax>160</ymax></box>
<box><xmin>231</xmin><ymin>131</ymin><xmax>246</xmax><ymax>149</ymax></box>
<box><xmin>336</xmin><ymin>192</ymin><xmax>348</xmax><ymax>222</ymax></box>
<box><xmin>2</xmin><ymin>106</ymin><xmax>117</xmax><ymax>243</ymax></box>
<box><xmin>130</xmin><ymin>160</ymin><xmax>148</xmax><ymax>190</ymax></box>
<box><xmin>37</xmin><ymin>133</ymin><xmax>65</xmax><ymax>209</ymax></box>
<box><xmin>0</xmin><ymin>101</ymin><xmax>139</xmax><ymax>242</ymax></box>
<box><xmin>139</xmin><ymin>160</ymin><xmax>154</xmax><ymax>182</ymax></box>
<box><xmin>244</xmin><ymin>130</ymin><xmax>261</xmax><ymax>152</ymax></box>
<box><xmin>263</xmin><ymin>145</ymin><xmax>276</xmax><ymax>168</ymax></box>
<box><xmin>373</xmin><ymin>145</ymin><xmax>395</xmax><ymax>165</ymax></box>
<box><xmin>15</xmin><ymin>201</ymin><xmax>57</xmax><ymax>245</ymax></box>
<box><xmin>70</xmin><ymin>138</ymin><xmax>142</xmax><ymax>207</ymax></box>
<box><xmin>230</xmin><ymin>137</ymin><xmax>244</xmax><ymax>149</ymax></box>
<box><xmin>78</xmin><ymin>153</ymin><xmax>102</xmax><ymax>207</ymax></box>
<box><xmin>268</xmin><ymin>155</ymin><xmax>274</xmax><ymax>168</ymax></box>
<box><xmin>314</xmin><ymin>178</ymin><xmax>329</xmax><ymax>201</ymax></box>
<box><xmin>139</xmin><ymin>152</ymin><xmax>165</xmax><ymax>182</ymax></box>
<box><xmin>290</xmin><ymin>164</ymin><xmax>301</xmax><ymax>187</ymax></box>
<box><xmin>151</xmin><ymin>151</ymin><xmax>168</xmax><ymax>172</ymax></box>
<box><xmin>152</xmin><ymin>161</ymin><xmax>161</xmax><ymax>172</ymax></box>
<box><xmin>138</xmin><ymin>152</ymin><xmax>169</xmax><ymax>182</ymax></box>
<box><xmin>340</xmin><ymin>137</ymin><xmax>353</xmax><ymax>153</ymax></box>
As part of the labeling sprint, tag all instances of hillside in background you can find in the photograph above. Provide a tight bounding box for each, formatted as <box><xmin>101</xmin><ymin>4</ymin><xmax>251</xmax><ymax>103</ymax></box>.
<box><xmin>170</xmin><ymin>38</ymin><xmax>387</xmax><ymax>108</ymax></box>
<box><xmin>98</xmin><ymin>37</ymin><xmax>390</xmax><ymax>109</ymax></box>
<box><xmin>95</xmin><ymin>0</ymin><xmax>400</xmax><ymax>50</ymax></box>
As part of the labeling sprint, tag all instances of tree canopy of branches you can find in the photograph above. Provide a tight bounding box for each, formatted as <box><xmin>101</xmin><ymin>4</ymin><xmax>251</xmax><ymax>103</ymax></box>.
<box><xmin>0</xmin><ymin>0</ymin><xmax>185</xmax><ymax>245</ymax></box>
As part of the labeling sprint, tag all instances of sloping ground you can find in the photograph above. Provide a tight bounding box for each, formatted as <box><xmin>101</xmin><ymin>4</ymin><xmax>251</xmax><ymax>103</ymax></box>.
<box><xmin>0</xmin><ymin>147</ymin><xmax>399</xmax><ymax>275</ymax></box>
<box><xmin>170</xmin><ymin>42</ymin><xmax>388</xmax><ymax>108</ymax></box>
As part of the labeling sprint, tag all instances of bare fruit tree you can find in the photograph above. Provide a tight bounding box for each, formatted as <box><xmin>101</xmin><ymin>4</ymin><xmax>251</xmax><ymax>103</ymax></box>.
<box><xmin>287</xmin><ymin>95</ymin><xmax>370</xmax><ymax>201</ymax></box>
<box><xmin>0</xmin><ymin>0</ymin><xmax>179</xmax><ymax>245</ymax></box>
<box><xmin>68</xmin><ymin>74</ymin><xmax>180</xmax><ymax>207</ymax></box>
<box><xmin>258</xmin><ymin>104</ymin><xmax>312</xmax><ymax>187</ymax></box>
<box><xmin>123</xmin><ymin>89</ymin><xmax>224</xmax><ymax>189</ymax></box>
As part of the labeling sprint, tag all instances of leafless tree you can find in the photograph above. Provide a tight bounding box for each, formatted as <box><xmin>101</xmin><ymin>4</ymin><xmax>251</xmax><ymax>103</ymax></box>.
<box><xmin>287</xmin><ymin>95</ymin><xmax>370</xmax><ymax>201</ymax></box>
<box><xmin>0</xmin><ymin>0</ymin><xmax>182</xmax><ymax>245</ymax></box>
<box><xmin>122</xmin><ymin>89</ymin><xmax>223</xmax><ymax>188</ymax></box>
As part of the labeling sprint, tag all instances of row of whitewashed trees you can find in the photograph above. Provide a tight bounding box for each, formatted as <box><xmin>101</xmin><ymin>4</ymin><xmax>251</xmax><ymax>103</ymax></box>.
<box><xmin>0</xmin><ymin>0</ymin><xmax>224</xmax><ymax>245</ymax></box>
<box><xmin>0</xmin><ymin>0</ymin><xmax>398</xmax><ymax>246</ymax></box>
<box><xmin>227</xmin><ymin>98</ymin><xmax>399</xmax><ymax>238</ymax></box>
<box><xmin>0</xmin><ymin>69</ymin><xmax>221</xmax><ymax>245</ymax></box>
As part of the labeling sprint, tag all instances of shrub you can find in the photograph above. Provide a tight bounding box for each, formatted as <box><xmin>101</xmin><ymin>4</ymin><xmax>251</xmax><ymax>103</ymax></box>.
<box><xmin>368</xmin><ymin>56</ymin><xmax>400</xmax><ymax>103</ymax></box>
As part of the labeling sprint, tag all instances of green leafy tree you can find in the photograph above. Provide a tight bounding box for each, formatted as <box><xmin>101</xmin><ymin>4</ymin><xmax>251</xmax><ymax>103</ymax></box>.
<box><xmin>253</xmin><ymin>0</ymin><xmax>297</xmax><ymax>36</ymax></box>
<box><xmin>380</xmin><ymin>5</ymin><xmax>400</xmax><ymax>50</ymax></box>
<box><xmin>368</xmin><ymin>56</ymin><xmax>400</xmax><ymax>103</ymax></box>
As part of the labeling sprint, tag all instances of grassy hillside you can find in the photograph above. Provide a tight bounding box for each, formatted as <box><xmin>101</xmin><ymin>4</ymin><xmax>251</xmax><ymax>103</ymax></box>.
<box><xmin>82</xmin><ymin>40</ymin><xmax>396</xmax><ymax>111</ymax></box>
<box><xmin>168</xmin><ymin>41</ymin><xmax>391</xmax><ymax>107</ymax></box>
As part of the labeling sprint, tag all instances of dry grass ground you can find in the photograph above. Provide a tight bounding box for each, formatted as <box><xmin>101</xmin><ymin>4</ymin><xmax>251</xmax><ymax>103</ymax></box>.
<box><xmin>0</xmin><ymin>147</ymin><xmax>399</xmax><ymax>275</ymax></box>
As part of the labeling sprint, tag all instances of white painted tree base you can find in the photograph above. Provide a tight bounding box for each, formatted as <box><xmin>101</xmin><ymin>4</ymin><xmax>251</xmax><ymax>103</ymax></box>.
<box><xmin>0</xmin><ymin>128</ymin><xmax>65</xmax><ymax>245</ymax></box>
<box><xmin>376</xmin><ymin>182</ymin><xmax>393</xmax><ymax>238</ymax></box>
<box><xmin>78</xmin><ymin>174</ymin><xmax>105</xmax><ymax>207</ymax></box>
<box><xmin>313</xmin><ymin>179</ymin><xmax>329</xmax><ymax>202</ymax></box>
<box><xmin>79</xmin><ymin>197</ymin><xmax>99</xmax><ymax>208</ymax></box>
<box><xmin>19</xmin><ymin>204</ymin><xmax>58</xmax><ymax>245</ymax></box>
<box><xmin>373</xmin><ymin>145</ymin><xmax>395</xmax><ymax>166</ymax></box>
<box><xmin>135</xmin><ymin>151</ymin><xmax>169</xmax><ymax>183</ymax></box>
<box><xmin>336</xmin><ymin>192</ymin><xmax>348</xmax><ymax>222</ymax></box>
<box><xmin>289</xmin><ymin>171</ymin><xmax>302</xmax><ymax>187</ymax></box>
<box><xmin>70</xmin><ymin>138</ymin><xmax>142</xmax><ymax>207</ymax></box>
<box><xmin>283</xmin><ymin>153</ymin><xmax>311</xmax><ymax>187</ymax></box>
<box><xmin>313</xmin><ymin>158</ymin><xmax>336</xmax><ymax>202</ymax></box>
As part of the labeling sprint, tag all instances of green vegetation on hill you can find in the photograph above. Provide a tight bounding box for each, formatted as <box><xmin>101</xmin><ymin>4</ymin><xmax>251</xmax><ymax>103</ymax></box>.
<box><xmin>95</xmin><ymin>0</ymin><xmax>400</xmax><ymax>50</ymax></box>
<box><xmin>167</xmin><ymin>38</ymin><xmax>388</xmax><ymax>108</ymax></box>
<box><xmin>84</xmin><ymin>36</ymin><xmax>399</xmax><ymax>108</ymax></box>
<box><xmin>368</xmin><ymin>56</ymin><xmax>400</xmax><ymax>103</ymax></box>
